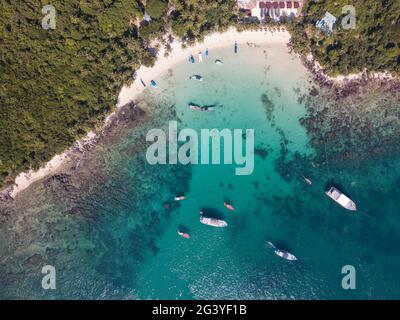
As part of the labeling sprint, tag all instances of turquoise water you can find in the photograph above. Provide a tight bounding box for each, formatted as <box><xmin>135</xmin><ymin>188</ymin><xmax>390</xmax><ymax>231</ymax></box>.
<box><xmin>1</xmin><ymin>43</ymin><xmax>400</xmax><ymax>299</ymax></box>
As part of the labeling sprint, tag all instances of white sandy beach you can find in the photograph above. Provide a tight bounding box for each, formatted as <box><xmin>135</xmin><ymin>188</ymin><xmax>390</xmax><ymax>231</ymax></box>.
<box><xmin>1</xmin><ymin>28</ymin><xmax>290</xmax><ymax>199</ymax></box>
<box><xmin>117</xmin><ymin>28</ymin><xmax>291</xmax><ymax>106</ymax></box>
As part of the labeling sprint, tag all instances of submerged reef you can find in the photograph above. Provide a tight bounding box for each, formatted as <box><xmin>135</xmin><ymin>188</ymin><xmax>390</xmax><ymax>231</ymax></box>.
<box><xmin>267</xmin><ymin>75</ymin><xmax>400</xmax><ymax>261</ymax></box>
<box><xmin>260</xmin><ymin>93</ymin><xmax>275</xmax><ymax>123</ymax></box>
<box><xmin>273</xmin><ymin>73</ymin><xmax>400</xmax><ymax>184</ymax></box>
<box><xmin>0</xmin><ymin>93</ymin><xmax>192</xmax><ymax>299</ymax></box>
<box><xmin>300</xmin><ymin>78</ymin><xmax>400</xmax><ymax>168</ymax></box>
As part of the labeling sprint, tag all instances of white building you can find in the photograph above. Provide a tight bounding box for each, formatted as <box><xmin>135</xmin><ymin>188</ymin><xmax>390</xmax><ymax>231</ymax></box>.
<box><xmin>315</xmin><ymin>11</ymin><xmax>337</xmax><ymax>34</ymax></box>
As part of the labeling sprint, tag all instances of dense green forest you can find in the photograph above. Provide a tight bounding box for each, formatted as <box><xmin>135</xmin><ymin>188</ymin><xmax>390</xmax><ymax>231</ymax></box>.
<box><xmin>0</xmin><ymin>0</ymin><xmax>399</xmax><ymax>188</ymax></box>
<box><xmin>288</xmin><ymin>0</ymin><xmax>400</xmax><ymax>76</ymax></box>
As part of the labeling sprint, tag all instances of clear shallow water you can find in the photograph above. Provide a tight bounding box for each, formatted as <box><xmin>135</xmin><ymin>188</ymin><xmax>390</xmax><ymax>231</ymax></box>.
<box><xmin>1</xmin><ymin>43</ymin><xmax>400</xmax><ymax>299</ymax></box>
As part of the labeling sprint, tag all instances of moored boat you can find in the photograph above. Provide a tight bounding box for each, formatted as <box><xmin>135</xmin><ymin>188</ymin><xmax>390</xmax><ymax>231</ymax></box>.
<box><xmin>178</xmin><ymin>231</ymin><xmax>190</xmax><ymax>239</ymax></box>
<box><xmin>187</xmin><ymin>104</ymin><xmax>214</xmax><ymax>111</ymax></box>
<box><xmin>325</xmin><ymin>186</ymin><xmax>356</xmax><ymax>211</ymax></box>
<box><xmin>199</xmin><ymin>211</ymin><xmax>227</xmax><ymax>227</ymax></box>
<box><xmin>215</xmin><ymin>59</ymin><xmax>223</xmax><ymax>65</ymax></box>
<box><xmin>267</xmin><ymin>242</ymin><xmax>297</xmax><ymax>261</ymax></box>
<box><xmin>302</xmin><ymin>174</ymin><xmax>312</xmax><ymax>185</ymax></box>
<box><xmin>188</xmin><ymin>103</ymin><xmax>202</xmax><ymax>111</ymax></box>
<box><xmin>189</xmin><ymin>75</ymin><xmax>203</xmax><ymax>81</ymax></box>
<box><xmin>224</xmin><ymin>201</ymin><xmax>235</xmax><ymax>211</ymax></box>
<box><xmin>150</xmin><ymin>80</ymin><xmax>157</xmax><ymax>88</ymax></box>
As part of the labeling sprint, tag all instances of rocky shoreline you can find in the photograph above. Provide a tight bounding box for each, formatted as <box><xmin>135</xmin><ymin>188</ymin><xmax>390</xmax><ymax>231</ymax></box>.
<box><xmin>0</xmin><ymin>101</ymin><xmax>141</xmax><ymax>202</ymax></box>
<box><xmin>300</xmin><ymin>53</ymin><xmax>400</xmax><ymax>94</ymax></box>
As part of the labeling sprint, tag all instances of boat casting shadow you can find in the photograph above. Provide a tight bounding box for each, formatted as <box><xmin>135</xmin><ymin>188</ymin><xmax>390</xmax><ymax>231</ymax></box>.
<box><xmin>178</xmin><ymin>224</ymin><xmax>190</xmax><ymax>233</ymax></box>
<box><xmin>188</xmin><ymin>102</ymin><xmax>221</xmax><ymax>109</ymax></box>
<box><xmin>200</xmin><ymin>207</ymin><xmax>225</xmax><ymax>220</ymax></box>
<box><xmin>324</xmin><ymin>181</ymin><xmax>353</xmax><ymax>197</ymax></box>
<box><xmin>267</xmin><ymin>238</ymin><xmax>293</xmax><ymax>252</ymax></box>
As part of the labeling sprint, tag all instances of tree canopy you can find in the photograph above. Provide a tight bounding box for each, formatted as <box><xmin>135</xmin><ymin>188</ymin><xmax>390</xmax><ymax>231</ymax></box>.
<box><xmin>289</xmin><ymin>0</ymin><xmax>400</xmax><ymax>76</ymax></box>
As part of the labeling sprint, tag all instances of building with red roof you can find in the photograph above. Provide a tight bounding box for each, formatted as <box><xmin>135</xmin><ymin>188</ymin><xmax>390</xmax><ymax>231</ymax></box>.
<box><xmin>237</xmin><ymin>1</ymin><xmax>302</xmax><ymax>21</ymax></box>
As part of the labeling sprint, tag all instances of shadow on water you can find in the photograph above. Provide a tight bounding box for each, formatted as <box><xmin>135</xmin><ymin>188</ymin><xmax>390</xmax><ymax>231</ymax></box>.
<box><xmin>323</xmin><ymin>181</ymin><xmax>353</xmax><ymax>197</ymax></box>
<box><xmin>266</xmin><ymin>238</ymin><xmax>293</xmax><ymax>252</ymax></box>
<box><xmin>200</xmin><ymin>207</ymin><xmax>225</xmax><ymax>220</ymax></box>
<box><xmin>224</xmin><ymin>197</ymin><xmax>233</xmax><ymax>204</ymax></box>
<box><xmin>178</xmin><ymin>224</ymin><xmax>190</xmax><ymax>233</ymax></box>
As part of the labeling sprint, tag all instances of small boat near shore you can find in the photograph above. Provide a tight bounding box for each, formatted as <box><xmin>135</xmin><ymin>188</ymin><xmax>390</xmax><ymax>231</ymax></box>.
<box><xmin>189</xmin><ymin>75</ymin><xmax>203</xmax><ymax>81</ymax></box>
<box><xmin>150</xmin><ymin>80</ymin><xmax>157</xmax><ymax>88</ymax></box>
<box><xmin>187</xmin><ymin>104</ymin><xmax>214</xmax><ymax>111</ymax></box>
<box><xmin>174</xmin><ymin>195</ymin><xmax>185</xmax><ymax>201</ymax></box>
<box><xmin>140</xmin><ymin>78</ymin><xmax>146</xmax><ymax>87</ymax></box>
<box><xmin>325</xmin><ymin>186</ymin><xmax>357</xmax><ymax>211</ymax></box>
<box><xmin>215</xmin><ymin>59</ymin><xmax>223</xmax><ymax>65</ymax></box>
<box><xmin>199</xmin><ymin>211</ymin><xmax>227</xmax><ymax>227</ymax></box>
<box><xmin>267</xmin><ymin>242</ymin><xmax>297</xmax><ymax>261</ymax></box>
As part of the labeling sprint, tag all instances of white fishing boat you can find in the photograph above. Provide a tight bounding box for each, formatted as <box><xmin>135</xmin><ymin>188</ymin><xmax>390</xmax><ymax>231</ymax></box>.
<box><xmin>214</xmin><ymin>59</ymin><xmax>223</xmax><ymax>65</ymax></box>
<box><xmin>199</xmin><ymin>212</ymin><xmax>227</xmax><ymax>227</ymax></box>
<box><xmin>325</xmin><ymin>186</ymin><xmax>357</xmax><ymax>211</ymax></box>
<box><xmin>275</xmin><ymin>249</ymin><xmax>297</xmax><ymax>261</ymax></box>
<box><xmin>267</xmin><ymin>242</ymin><xmax>297</xmax><ymax>261</ymax></box>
